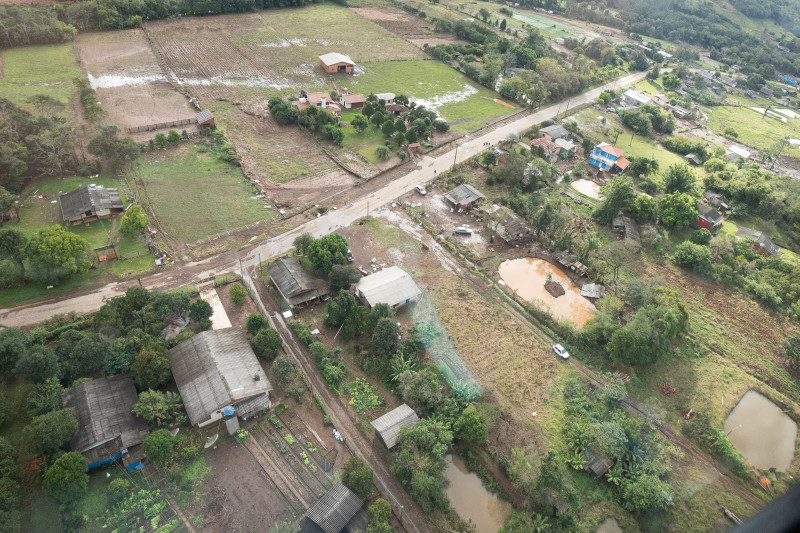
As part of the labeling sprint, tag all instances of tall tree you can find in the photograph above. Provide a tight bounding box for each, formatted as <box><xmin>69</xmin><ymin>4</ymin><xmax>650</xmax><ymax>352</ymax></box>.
<box><xmin>120</xmin><ymin>205</ymin><xmax>147</xmax><ymax>237</ymax></box>
<box><xmin>43</xmin><ymin>452</ymin><xmax>88</xmax><ymax>503</ymax></box>
<box><xmin>24</xmin><ymin>225</ymin><xmax>89</xmax><ymax>284</ymax></box>
<box><xmin>307</xmin><ymin>233</ymin><xmax>348</xmax><ymax>273</ymax></box>
<box><xmin>663</xmin><ymin>163</ymin><xmax>696</xmax><ymax>194</ymax></box>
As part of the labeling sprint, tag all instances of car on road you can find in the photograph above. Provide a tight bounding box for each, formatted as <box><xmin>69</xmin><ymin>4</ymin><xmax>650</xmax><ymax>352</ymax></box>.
<box><xmin>552</xmin><ymin>344</ymin><xmax>570</xmax><ymax>359</ymax></box>
<box><xmin>415</xmin><ymin>185</ymin><xmax>427</xmax><ymax>195</ymax></box>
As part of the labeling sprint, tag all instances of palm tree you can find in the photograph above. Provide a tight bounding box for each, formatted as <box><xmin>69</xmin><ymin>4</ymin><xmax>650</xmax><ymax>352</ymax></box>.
<box><xmin>533</xmin><ymin>514</ymin><xmax>551</xmax><ymax>533</ymax></box>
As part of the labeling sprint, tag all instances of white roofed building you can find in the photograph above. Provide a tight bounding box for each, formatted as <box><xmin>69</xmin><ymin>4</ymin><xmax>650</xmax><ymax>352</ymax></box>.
<box><xmin>355</xmin><ymin>266</ymin><xmax>421</xmax><ymax>309</ymax></box>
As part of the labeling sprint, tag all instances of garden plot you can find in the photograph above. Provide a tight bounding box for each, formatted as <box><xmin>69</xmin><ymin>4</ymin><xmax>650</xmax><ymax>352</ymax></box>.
<box><xmin>74</xmin><ymin>30</ymin><xmax>195</xmax><ymax>141</ymax></box>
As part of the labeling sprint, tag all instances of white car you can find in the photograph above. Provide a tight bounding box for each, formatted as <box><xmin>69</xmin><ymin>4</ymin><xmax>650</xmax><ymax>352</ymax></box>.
<box><xmin>415</xmin><ymin>185</ymin><xmax>427</xmax><ymax>195</ymax></box>
<box><xmin>552</xmin><ymin>344</ymin><xmax>570</xmax><ymax>360</ymax></box>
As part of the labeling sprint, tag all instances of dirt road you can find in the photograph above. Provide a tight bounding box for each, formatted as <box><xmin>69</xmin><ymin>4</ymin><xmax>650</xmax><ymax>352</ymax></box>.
<box><xmin>0</xmin><ymin>71</ymin><xmax>647</xmax><ymax>328</ymax></box>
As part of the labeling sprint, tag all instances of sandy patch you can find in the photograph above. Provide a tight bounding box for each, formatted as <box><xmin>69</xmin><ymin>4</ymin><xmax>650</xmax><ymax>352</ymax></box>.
<box><xmin>199</xmin><ymin>285</ymin><xmax>233</xmax><ymax>329</ymax></box>
<box><xmin>571</xmin><ymin>179</ymin><xmax>602</xmax><ymax>199</ymax></box>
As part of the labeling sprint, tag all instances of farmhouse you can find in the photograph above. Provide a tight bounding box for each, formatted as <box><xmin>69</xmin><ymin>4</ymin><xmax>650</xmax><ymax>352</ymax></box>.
<box><xmin>301</xmin><ymin>483</ymin><xmax>364</xmax><ymax>533</ymax></box>
<box><xmin>736</xmin><ymin>227</ymin><xmax>783</xmax><ymax>257</ymax></box>
<box><xmin>612</xmin><ymin>216</ymin><xmax>641</xmax><ymax>245</ymax></box>
<box><xmin>540</xmin><ymin>124</ymin><xmax>568</xmax><ymax>141</ymax></box>
<box><xmin>374</xmin><ymin>92</ymin><xmax>395</xmax><ymax>104</ymax></box>
<box><xmin>760</xmin><ymin>86</ymin><xmax>775</xmax><ymax>99</ymax></box>
<box><xmin>355</xmin><ymin>266</ymin><xmax>421</xmax><ymax>309</ymax></box>
<box><xmin>61</xmin><ymin>374</ymin><xmax>149</xmax><ymax>470</ymax></box>
<box><xmin>444</xmin><ymin>184</ymin><xmax>486</xmax><ymax>211</ymax></box>
<box><xmin>267</xmin><ymin>257</ymin><xmax>329</xmax><ymax>306</ymax></box>
<box><xmin>697</xmin><ymin>204</ymin><xmax>724</xmax><ymax>230</ymax></box>
<box><xmin>168</xmin><ymin>328</ymin><xmax>273</xmax><ymax>428</ymax></box>
<box><xmin>293</xmin><ymin>91</ymin><xmax>342</xmax><ymax>117</ymax></box>
<box><xmin>339</xmin><ymin>93</ymin><xmax>366</xmax><ymax>110</ymax></box>
<box><xmin>621</xmin><ymin>89</ymin><xmax>653</xmax><ymax>107</ymax></box>
<box><xmin>530</xmin><ymin>137</ymin><xmax>560</xmax><ymax>160</ymax></box>
<box><xmin>60</xmin><ymin>185</ymin><xmax>124</xmax><ymax>226</ymax></box>
<box><xmin>319</xmin><ymin>52</ymin><xmax>356</xmax><ymax>74</ymax></box>
<box><xmin>195</xmin><ymin>109</ymin><xmax>215</xmax><ymax>128</ymax></box>
<box><xmin>370</xmin><ymin>404</ymin><xmax>419</xmax><ymax>450</ymax></box>
<box><xmin>589</xmin><ymin>143</ymin><xmax>628</xmax><ymax>172</ymax></box>
<box><xmin>479</xmin><ymin>204</ymin><xmax>534</xmax><ymax>245</ymax></box>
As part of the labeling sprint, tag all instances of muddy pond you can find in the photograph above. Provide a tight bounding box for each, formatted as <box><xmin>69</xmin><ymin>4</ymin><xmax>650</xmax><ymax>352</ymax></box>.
<box><xmin>724</xmin><ymin>390</ymin><xmax>797</xmax><ymax>471</ymax></box>
<box><xmin>444</xmin><ymin>455</ymin><xmax>511</xmax><ymax>533</ymax></box>
<box><xmin>498</xmin><ymin>258</ymin><xmax>596</xmax><ymax>327</ymax></box>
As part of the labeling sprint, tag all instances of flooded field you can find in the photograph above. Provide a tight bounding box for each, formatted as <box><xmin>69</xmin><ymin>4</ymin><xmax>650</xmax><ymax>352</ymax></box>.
<box><xmin>443</xmin><ymin>455</ymin><xmax>511</xmax><ymax>533</ymax></box>
<box><xmin>571</xmin><ymin>179</ymin><xmax>602</xmax><ymax>199</ymax></box>
<box><xmin>498</xmin><ymin>258</ymin><xmax>596</xmax><ymax>327</ymax></box>
<box><xmin>724</xmin><ymin>390</ymin><xmax>797</xmax><ymax>471</ymax></box>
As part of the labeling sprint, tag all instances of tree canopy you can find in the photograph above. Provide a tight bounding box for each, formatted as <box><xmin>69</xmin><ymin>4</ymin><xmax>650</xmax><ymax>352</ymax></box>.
<box><xmin>307</xmin><ymin>233</ymin><xmax>348</xmax><ymax>273</ymax></box>
<box><xmin>24</xmin><ymin>225</ymin><xmax>90</xmax><ymax>284</ymax></box>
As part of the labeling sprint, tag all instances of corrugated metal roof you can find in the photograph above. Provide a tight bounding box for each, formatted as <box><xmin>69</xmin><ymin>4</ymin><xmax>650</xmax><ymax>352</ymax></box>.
<box><xmin>698</xmin><ymin>203</ymin><xmax>723</xmax><ymax>224</ymax></box>
<box><xmin>356</xmin><ymin>266</ymin><xmax>421</xmax><ymax>308</ymax></box>
<box><xmin>319</xmin><ymin>53</ymin><xmax>355</xmax><ymax>66</ymax></box>
<box><xmin>306</xmin><ymin>483</ymin><xmax>362</xmax><ymax>533</ymax></box>
<box><xmin>370</xmin><ymin>404</ymin><xmax>418</xmax><ymax>449</ymax></box>
<box><xmin>267</xmin><ymin>257</ymin><xmax>328</xmax><ymax>306</ymax></box>
<box><xmin>168</xmin><ymin>328</ymin><xmax>272</xmax><ymax>426</ymax></box>
<box><xmin>195</xmin><ymin>109</ymin><xmax>214</xmax><ymax>124</ymax></box>
<box><xmin>540</xmin><ymin>124</ymin><xmax>568</xmax><ymax>138</ymax></box>
<box><xmin>60</xmin><ymin>186</ymin><xmax>123</xmax><ymax>221</ymax></box>
<box><xmin>444</xmin><ymin>184</ymin><xmax>486</xmax><ymax>207</ymax></box>
<box><xmin>62</xmin><ymin>374</ymin><xmax>149</xmax><ymax>456</ymax></box>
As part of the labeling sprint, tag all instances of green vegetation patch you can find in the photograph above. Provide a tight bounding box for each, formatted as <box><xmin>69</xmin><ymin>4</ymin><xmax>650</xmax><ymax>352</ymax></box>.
<box><xmin>0</xmin><ymin>43</ymin><xmax>81</xmax><ymax>112</ymax></box>
<box><xmin>343</xmin><ymin>60</ymin><xmax>514</xmax><ymax>132</ymax></box>
<box><xmin>704</xmin><ymin>105</ymin><xmax>800</xmax><ymax>157</ymax></box>
<box><xmin>512</xmin><ymin>12</ymin><xmax>578</xmax><ymax>38</ymax></box>
<box><xmin>132</xmin><ymin>144</ymin><xmax>275</xmax><ymax>244</ymax></box>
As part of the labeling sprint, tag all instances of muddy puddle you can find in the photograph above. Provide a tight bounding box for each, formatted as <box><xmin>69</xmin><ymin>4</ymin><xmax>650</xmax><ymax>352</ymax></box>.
<box><xmin>724</xmin><ymin>390</ymin><xmax>797</xmax><ymax>471</ymax></box>
<box><xmin>88</xmin><ymin>73</ymin><xmax>166</xmax><ymax>89</ymax></box>
<box><xmin>444</xmin><ymin>455</ymin><xmax>511</xmax><ymax>533</ymax></box>
<box><xmin>596</xmin><ymin>518</ymin><xmax>623</xmax><ymax>533</ymax></box>
<box><xmin>498</xmin><ymin>258</ymin><xmax>595</xmax><ymax>327</ymax></box>
<box><xmin>571</xmin><ymin>179</ymin><xmax>602</xmax><ymax>199</ymax></box>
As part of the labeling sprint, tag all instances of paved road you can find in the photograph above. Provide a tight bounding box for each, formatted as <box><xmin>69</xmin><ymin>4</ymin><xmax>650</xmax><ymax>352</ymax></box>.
<box><xmin>0</xmin><ymin>71</ymin><xmax>647</xmax><ymax>328</ymax></box>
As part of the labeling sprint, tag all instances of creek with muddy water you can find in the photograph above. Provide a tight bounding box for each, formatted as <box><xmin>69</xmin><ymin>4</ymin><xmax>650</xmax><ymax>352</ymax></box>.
<box><xmin>443</xmin><ymin>455</ymin><xmax>511</xmax><ymax>533</ymax></box>
<box><xmin>498</xmin><ymin>258</ymin><xmax>596</xmax><ymax>327</ymax></box>
<box><xmin>724</xmin><ymin>390</ymin><xmax>797</xmax><ymax>471</ymax></box>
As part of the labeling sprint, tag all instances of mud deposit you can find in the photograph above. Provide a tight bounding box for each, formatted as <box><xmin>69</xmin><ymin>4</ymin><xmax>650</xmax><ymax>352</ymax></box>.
<box><xmin>499</xmin><ymin>258</ymin><xmax>595</xmax><ymax>327</ymax></box>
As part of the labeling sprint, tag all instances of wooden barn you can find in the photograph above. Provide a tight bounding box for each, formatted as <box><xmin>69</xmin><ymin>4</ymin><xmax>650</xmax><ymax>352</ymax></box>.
<box><xmin>267</xmin><ymin>257</ymin><xmax>329</xmax><ymax>306</ymax></box>
<box><xmin>370</xmin><ymin>404</ymin><xmax>419</xmax><ymax>450</ymax></box>
<box><xmin>59</xmin><ymin>185</ymin><xmax>124</xmax><ymax>226</ymax></box>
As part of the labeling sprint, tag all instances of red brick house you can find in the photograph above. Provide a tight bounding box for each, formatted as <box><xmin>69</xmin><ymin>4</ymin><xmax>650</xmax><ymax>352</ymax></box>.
<box><xmin>319</xmin><ymin>53</ymin><xmax>355</xmax><ymax>74</ymax></box>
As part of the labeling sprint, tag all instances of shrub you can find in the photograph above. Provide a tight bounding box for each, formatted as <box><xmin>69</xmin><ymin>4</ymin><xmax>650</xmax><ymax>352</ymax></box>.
<box><xmin>252</xmin><ymin>327</ymin><xmax>282</xmax><ymax>360</ymax></box>
<box><xmin>43</xmin><ymin>452</ymin><xmax>88</xmax><ymax>503</ymax></box>
<box><xmin>230</xmin><ymin>284</ymin><xmax>247</xmax><ymax>305</ymax></box>
<box><xmin>689</xmin><ymin>228</ymin><xmax>712</xmax><ymax>245</ymax></box>
<box><xmin>247</xmin><ymin>314</ymin><xmax>268</xmax><ymax>336</ymax></box>
<box><xmin>142</xmin><ymin>429</ymin><xmax>174</xmax><ymax>463</ymax></box>
<box><xmin>342</xmin><ymin>457</ymin><xmax>373</xmax><ymax>498</ymax></box>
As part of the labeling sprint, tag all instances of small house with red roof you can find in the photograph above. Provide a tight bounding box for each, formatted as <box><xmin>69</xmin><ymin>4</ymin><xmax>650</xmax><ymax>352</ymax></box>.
<box><xmin>530</xmin><ymin>137</ymin><xmax>560</xmax><ymax>160</ymax></box>
<box><xmin>339</xmin><ymin>93</ymin><xmax>366</xmax><ymax>110</ymax></box>
<box><xmin>589</xmin><ymin>142</ymin><xmax>627</xmax><ymax>172</ymax></box>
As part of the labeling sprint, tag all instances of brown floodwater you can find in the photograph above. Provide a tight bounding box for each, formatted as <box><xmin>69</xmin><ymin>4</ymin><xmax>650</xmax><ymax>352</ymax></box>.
<box><xmin>596</xmin><ymin>518</ymin><xmax>623</xmax><ymax>533</ymax></box>
<box><xmin>724</xmin><ymin>390</ymin><xmax>797</xmax><ymax>471</ymax></box>
<box><xmin>443</xmin><ymin>455</ymin><xmax>511</xmax><ymax>533</ymax></box>
<box><xmin>498</xmin><ymin>258</ymin><xmax>596</xmax><ymax>327</ymax></box>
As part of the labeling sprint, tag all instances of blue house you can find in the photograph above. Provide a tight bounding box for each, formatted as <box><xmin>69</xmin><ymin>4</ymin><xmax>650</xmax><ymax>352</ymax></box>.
<box><xmin>62</xmin><ymin>374</ymin><xmax>150</xmax><ymax>471</ymax></box>
<box><xmin>589</xmin><ymin>142</ymin><xmax>629</xmax><ymax>172</ymax></box>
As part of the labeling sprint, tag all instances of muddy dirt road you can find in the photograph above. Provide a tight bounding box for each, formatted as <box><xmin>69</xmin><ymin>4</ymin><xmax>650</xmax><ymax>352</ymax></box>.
<box><xmin>0</xmin><ymin>71</ymin><xmax>647</xmax><ymax>328</ymax></box>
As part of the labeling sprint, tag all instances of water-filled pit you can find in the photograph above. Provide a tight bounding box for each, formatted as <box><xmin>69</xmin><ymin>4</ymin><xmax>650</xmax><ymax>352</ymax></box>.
<box><xmin>443</xmin><ymin>454</ymin><xmax>511</xmax><ymax>533</ymax></box>
<box><xmin>498</xmin><ymin>258</ymin><xmax>596</xmax><ymax>327</ymax></box>
<box><xmin>724</xmin><ymin>390</ymin><xmax>797</xmax><ymax>471</ymax></box>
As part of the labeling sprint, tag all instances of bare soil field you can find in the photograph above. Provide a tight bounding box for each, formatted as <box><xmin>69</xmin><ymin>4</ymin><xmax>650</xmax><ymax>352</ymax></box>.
<box><xmin>351</xmin><ymin>6</ymin><xmax>468</xmax><ymax>49</ymax></box>
<box><xmin>74</xmin><ymin>30</ymin><xmax>195</xmax><ymax>140</ymax></box>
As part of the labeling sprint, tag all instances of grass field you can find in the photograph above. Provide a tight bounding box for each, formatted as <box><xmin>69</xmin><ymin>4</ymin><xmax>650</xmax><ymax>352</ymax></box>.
<box><xmin>341</xmin><ymin>60</ymin><xmax>515</xmax><ymax>132</ymax></box>
<box><xmin>132</xmin><ymin>144</ymin><xmax>275</xmax><ymax>245</ymax></box>
<box><xmin>0</xmin><ymin>44</ymin><xmax>81</xmax><ymax>113</ymax></box>
<box><xmin>512</xmin><ymin>11</ymin><xmax>579</xmax><ymax>38</ymax></box>
<box><xmin>704</xmin><ymin>104</ymin><xmax>800</xmax><ymax>156</ymax></box>
<box><xmin>340</xmin><ymin>110</ymin><xmax>392</xmax><ymax>163</ymax></box>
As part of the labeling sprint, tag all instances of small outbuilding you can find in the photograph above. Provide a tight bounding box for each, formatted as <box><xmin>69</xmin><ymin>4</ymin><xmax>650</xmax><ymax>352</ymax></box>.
<box><xmin>195</xmin><ymin>109</ymin><xmax>215</xmax><ymax>128</ymax></box>
<box><xmin>169</xmin><ymin>328</ymin><xmax>273</xmax><ymax>428</ymax></box>
<box><xmin>370</xmin><ymin>404</ymin><xmax>419</xmax><ymax>450</ymax></box>
<box><xmin>685</xmin><ymin>153</ymin><xmax>702</xmax><ymax>166</ymax></box>
<box><xmin>726</xmin><ymin>145</ymin><xmax>751</xmax><ymax>161</ymax></box>
<box><xmin>339</xmin><ymin>94</ymin><xmax>366</xmax><ymax>110</ymax></box>
<box><xmin>374</xmin><ymin>93</ymin><xmax>395</xmax><ymax>104</ymax></box>
<box><xmin>736</xmin><ymin>227</ymin><xmax>783</xmax><ymax>257</ymax></box>
<box><xmin>703</xmin><ymin>190</ymin><xmax>729</xmax><ymax>210</ymax></box>
<box><xmin>479</xmin><ymin>204</ymin><xmax>534</xmax><ymax>245</ymax></box>
<box><xmin>319</xmin><ymin>53</ymin><xmax>356</xmax><ymax>74</ymax></box>
<box><xmin>554</xmin><ymin>137</ymin><xmax>576</xmax><ymax>154</ymax></box>
<box><xmin>301</xmin><ymin>483</ymin><xmax>364</xmax><ymax>533</ymax></box>
<box><xmin>60</xmin><ymin>185</ymin><xmax>124</xmax><ymax>226</ymax></box>
<box><xmin>267</xmin><ymin>257</ymin><xmax>328</xmax><ymax>306</ymax></box>
<box><xmin>62</xmin><ymin>374</ymin><xmax>149</xmax><ymax>470</ymax></box>
<box><xmin>612</xmin><ymin>216</ymin><xmax>641</xmax><ymax>245</ymax></box>
<box><xmin>621</xmin><ymin>89</ymin><xmax>653</xmax><ymax>107</ymax></box>
<box><xmin>444</xmin><ymin>184</ymin><xmax>486</xmax><ymax>211</ymax></box>
<box><xmin>355</xmin><ymin>266</ymin><xmax>421</xmax><ymax>309</ymax></box>
<box><xmin>553</xmin><ymin>250</ymin><xmax>588</xmax><ymax>276</ymax></box>
<box><xmin>697</xmin><ymin>204</ymin><xmax>724</xmax><ymax>230</ymax></box>
<box><xmin>540</xmin><ymin>124</ymin><xmax>568</xmax><ymax>141</ymax></box>
<box><xmin>583</xmin><ymin>451</ymin><xmax>614</xmax><ymax>478</ymax></box>
<box><xmin>580</xmin><ymin>283</ymin><xmax>606</xmax><ymax>299</ymax></box>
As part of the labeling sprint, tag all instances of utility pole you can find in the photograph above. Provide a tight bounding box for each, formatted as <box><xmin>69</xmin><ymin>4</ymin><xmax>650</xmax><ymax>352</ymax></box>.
<box><xmin>239</xmin><ymin>258</ymin><xmax>244</xmax><ymax>280</ymax></box>
<box><xmin>452</xmin><ymin>143</ymin><xmax>459</xmax><ymax>171</ymax></box>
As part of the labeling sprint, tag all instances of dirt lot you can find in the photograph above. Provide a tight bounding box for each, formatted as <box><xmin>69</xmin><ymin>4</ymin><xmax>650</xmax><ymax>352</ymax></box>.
<box><xmin>74</xmin><ymin>30</ymin><xmax>195</xmax><ymax>140</ymax></box>
<box><xmin>350</xmin><ymin>6</ymin><xmax>468</xmax><ymax>49</ymax></box>
<box><xmin>200</xmin><ymin>438</ymin><xmax>293</xmax><ymax>532</ymax></box>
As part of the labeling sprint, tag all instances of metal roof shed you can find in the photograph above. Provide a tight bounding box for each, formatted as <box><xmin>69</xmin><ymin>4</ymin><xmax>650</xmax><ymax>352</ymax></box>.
<box><xmin>267</xmin><ymin>257</ymin><xmax>328</xmax><ymax>306</ymax></box>
<box><xmin>444</xmin><ymin>184</ymin><xmax>486</xmax><ymax>210</ymax></box>
<box><xmin>62</xmin><ymin>374</ymin><xmax>149</xmax><ymax>469</ymax></box>
<box><xmin>168</xmin><ymin>328</ymin><xmax>272</xmax><ymax>427</ymax></box>
<box><xmin>355</xmin><ymin>266</ymin><xmax>421</xmax><ymax>309</ymax></box>
<box><xmin>304</xmin><ymin>483</ymin><xmax>363</xmax><ymax>533</ymax></box>
<box><xmin>60</xmin><ymin>185</ymin><xmax>124</xmax><ymax>224</ymax></box>
<box><xmin>370</xmin><ymin>404</ymin><xmax>419</xmax><ymax>450</ymax></box>
<box><xmin>319</xmin><ymin>53</ymin><xmax>355</xmax><ymax>67</ymax></box>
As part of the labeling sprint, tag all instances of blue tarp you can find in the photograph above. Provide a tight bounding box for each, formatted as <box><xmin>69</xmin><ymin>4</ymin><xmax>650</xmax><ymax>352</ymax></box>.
<box><xmin>88</xmin><ymin>451</ymin><xmax>122</xmax><ymax>470</ymax></box>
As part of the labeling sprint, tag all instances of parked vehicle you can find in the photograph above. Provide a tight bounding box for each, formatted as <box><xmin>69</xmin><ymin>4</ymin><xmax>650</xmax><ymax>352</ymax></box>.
<box><xmin>454</xmin><ymin>226</ymin><xmax>472</xmax><ymax>235</ymax></box>
<box><xmin>415</xmin><ymin>185</ymin><xmax>427</xmax><ymax>195</ymax></box>
<box><xmin>552</xmin><ymin>344</ymin><xmax>570</xmax><ymax>360</ymax></box>
<box><xmin>346</xmin><ymin>249</ymin><xmax>354</xmax><ymax>262</ymax></box>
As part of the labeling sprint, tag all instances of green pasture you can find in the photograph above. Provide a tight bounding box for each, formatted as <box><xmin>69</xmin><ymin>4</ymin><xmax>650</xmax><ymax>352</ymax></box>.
<box><xmin>0</xmin><ymin>44</ymin><xmax>81</xmax><ymax>114</ymax></box>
